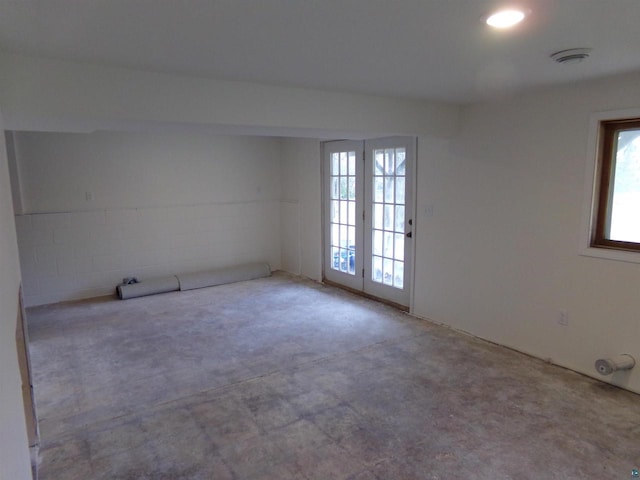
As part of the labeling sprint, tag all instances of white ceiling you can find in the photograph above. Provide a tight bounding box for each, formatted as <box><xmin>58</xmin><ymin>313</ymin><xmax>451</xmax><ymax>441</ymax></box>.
<box><xmin>1</xmin><ymin>0</ymin><xmax>639</xmax><ymax>104</ymax></box>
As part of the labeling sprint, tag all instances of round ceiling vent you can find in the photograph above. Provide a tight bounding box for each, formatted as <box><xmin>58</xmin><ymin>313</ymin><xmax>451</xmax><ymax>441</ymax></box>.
<box><xmin>550</xmin><ymin>48</ymin><xmax>592</xmax><ymax>65</ymax></box>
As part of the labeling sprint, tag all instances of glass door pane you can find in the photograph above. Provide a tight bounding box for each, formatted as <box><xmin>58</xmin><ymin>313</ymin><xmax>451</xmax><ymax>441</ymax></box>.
<box><xmin>329</xmin><ymin>151</ymin><xmax>357</xmax><ymax>275</ymax></box>
<box><xmin>323</xmin><ymin>140</ymin><xmax>364</xmax><ymax>291</ymax></box>
<box><xmin>371</xmin><ymin>147</ymin><xmax>406</xmax><ymax>289</ymax></box>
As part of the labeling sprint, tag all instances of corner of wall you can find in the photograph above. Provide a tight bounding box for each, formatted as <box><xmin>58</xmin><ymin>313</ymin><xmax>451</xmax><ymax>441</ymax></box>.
<box><xmin>5</xmin><ymin>131</ymin><xmax>24</xmax><ymax>214</ymax></box>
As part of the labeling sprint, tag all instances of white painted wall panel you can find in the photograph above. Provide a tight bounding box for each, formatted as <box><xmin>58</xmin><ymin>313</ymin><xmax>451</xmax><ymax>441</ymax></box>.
<box><xmin>280</xmin><ymin>201</ymin><xmax>300</xmax><ymax>276</ymax></box>
<box><xmin>14</xmin><ymin>131</ymin><xmax>282</xmax><ymax>212</ymax></box>
<box><xmin>280</xmin><ymin>138</ymin><xmax>322</xmax><ymax>282</ymax></box>
<box><xmin>13</xmin><ymin>131</ymin><xmax>283</xmax><ymax>306</ymax></box>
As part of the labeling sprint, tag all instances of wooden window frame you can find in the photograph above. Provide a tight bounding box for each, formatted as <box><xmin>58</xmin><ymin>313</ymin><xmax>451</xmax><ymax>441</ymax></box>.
<box><xmin>592</xmin><ymin>117</ymin><xmax>640</xmax><ymax>252</ymax></box>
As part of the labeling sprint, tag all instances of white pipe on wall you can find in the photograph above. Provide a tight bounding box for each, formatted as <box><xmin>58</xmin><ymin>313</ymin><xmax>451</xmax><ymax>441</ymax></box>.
<box><xmin>595</xmin><ymin>355</ymin><xmax>636</xmax><ymax>376</ymax></box>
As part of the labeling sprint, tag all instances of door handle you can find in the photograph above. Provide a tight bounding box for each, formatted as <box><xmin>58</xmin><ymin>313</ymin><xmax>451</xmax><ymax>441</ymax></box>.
<box><xmin>406</xmin><ymin>231</ymin><xmax>412</xmax><ymax>238</ymax></box>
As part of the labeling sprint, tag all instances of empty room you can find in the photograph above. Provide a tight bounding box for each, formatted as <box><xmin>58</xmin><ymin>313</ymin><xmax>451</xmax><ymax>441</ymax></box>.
<box><xmin>1</xmin><ymin>1</ymin><xmax>640</xmax><ymax>479</ymax></box>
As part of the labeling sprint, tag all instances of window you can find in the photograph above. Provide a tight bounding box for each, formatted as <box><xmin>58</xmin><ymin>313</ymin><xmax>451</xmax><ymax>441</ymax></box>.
<box><xmin>592</xmin><ymin>118</ymin><xmax>640</xmax><ymax>252</ymax></box>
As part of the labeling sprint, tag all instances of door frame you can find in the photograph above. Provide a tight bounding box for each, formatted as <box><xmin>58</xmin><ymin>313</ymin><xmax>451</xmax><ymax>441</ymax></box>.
<box><xmin>363</xmin><ymin>136</ymin><xmax>415</xmax><ymax>307</ymax></box>
<box><xmin>321</xmin><ymin>137</ymin><xmax>418</xmax><ymax>312</ymax></box>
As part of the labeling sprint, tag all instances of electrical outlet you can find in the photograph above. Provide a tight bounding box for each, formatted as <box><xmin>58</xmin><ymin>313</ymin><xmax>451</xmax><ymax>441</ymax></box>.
<box><xmin>85</xmin><ymin>192</ymin><xmax>94</xmax><ymax>202</ymax></box>
<box><xmin>558</xmin><ymin>309</ymin><xmax>569</xmax><ymax>326</ymax></box>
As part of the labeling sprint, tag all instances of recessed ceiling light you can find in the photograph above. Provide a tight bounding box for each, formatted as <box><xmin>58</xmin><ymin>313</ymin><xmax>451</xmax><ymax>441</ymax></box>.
<box><xmin>486</xmin><ymin>9</ymin><xmax>527</xmax><ymax>29</ymax></box>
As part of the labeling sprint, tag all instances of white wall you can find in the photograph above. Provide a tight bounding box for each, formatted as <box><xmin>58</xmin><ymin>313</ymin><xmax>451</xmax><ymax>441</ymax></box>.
<box><xmin>280</xmin><ymin>138</ymin><xmax>323</xmax><ymax>282</ymax></box>
<box><xmin>0</xmin><ymin>114</ymin><xmax>32</xmax><ymax>479</ymax></box>
<box><xmin>12</xmin><ymin>131</ymin><xmax>283</xmax><ymax>306</ymax></box>
<box><xmin>412</xmin><ymin>71</ymin><xmax>640</xmax><ymax>394</ymax></box>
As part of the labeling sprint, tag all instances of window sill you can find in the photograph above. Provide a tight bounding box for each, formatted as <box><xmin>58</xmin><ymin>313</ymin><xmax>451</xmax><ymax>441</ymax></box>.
<box><xmin>580</xmin><ymin>245</ymin><xmax>640</xmax><ymax>264</ymax></box>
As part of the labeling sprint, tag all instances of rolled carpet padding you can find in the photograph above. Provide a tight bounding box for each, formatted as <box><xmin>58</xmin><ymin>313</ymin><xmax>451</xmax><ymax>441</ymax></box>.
<box><xmin>177</xmin><ymin>262</ymin><xmax>271</xmax><ymax>291</ymax></box>
<box><xmin>116</xmin><ymin>275</ymin><xmax>180</xmax><ymax>300</ymax></box>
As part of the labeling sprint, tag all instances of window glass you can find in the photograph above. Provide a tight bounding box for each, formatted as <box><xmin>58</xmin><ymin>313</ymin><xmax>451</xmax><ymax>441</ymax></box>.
<box><xmin>608</xmin><ymin>129</ymin><xmax>640</xmax><ymax>242</ymax></box>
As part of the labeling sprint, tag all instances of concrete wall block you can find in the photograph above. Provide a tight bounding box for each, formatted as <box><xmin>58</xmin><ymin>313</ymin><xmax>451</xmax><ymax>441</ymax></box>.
<box><xmin>136</xmin><ymin>208</ymin><xmax>169</xmax><ymax>230</ymax></box>
<box><xmin>32</xmin><ymin>212</ymin><xmax>72</xmax><ymax>232</ymax></box>
<box><xmin>208</xmin><ymin>217</ymin><xmax>232</xmax><ymax>234</ymax></box>
<box><xmin>191</xmin><ymin>204</ymin><xmax>218</xmax><ymax>219</ymax></box>
<box><xmin>218</xmin><ymin>203</ymin><xmax>243</xmax><ymax>219</ymax></box>
<box><xmin>53</xmin><ymin>227</ymin><xmax>92</xmax><ymax>246</ymax></box>
<box><xmin>35</xmin><ymin>244</ymin><xmax>68</xmax><ymax>258</ymax></box>
<box><xmin>193</xmin><ymin>218</ymin><xmax>219</xmax><ymax>233</ymax></box>
<box><xmin>210</xmin><ymin>228</ymin><xmax>235</xmax><ymax>246</ymax></box>
<box><xmin>189</xmin><ymin>230</ymin><xmax>218</xmax><ymax>248</ymax></box>
<box><xmin>39</xmin><ymin>247</ymin><xmax>77</xmax><ymax>276</ymax></box>
<box><xmin>75</xmin><ymin>255</ymin><xmax>95</xmax><ymax>274</ymax></box>
<box><xmin>120</xmin><ymin>254</ymin><xmax>141</xmax><ymax>273</ymax></box>
<box><xmin>126</xmin><ymin>233</ymin><xmax>169</xmax><ymax>253</ymax></box>
<box><xmin>86</xmin><ymin>224</ymin><xmax>112</xmax><ymax>242</ymax></box>
<box><xmin>17</xmin><ymin>217</ymin><xmax>53</xmax><ymax>246</ymax></box>
<box><xmin>189</xmin><ymin>204</ymin><xmax>208</xmax><ymax>218</ymax></box>
<box><xmin>80</xmin><ymin>271</ymin><xmax>125</xmax><ymax>291</ymax></box>
<box><xmin>165</xmin><ymin>205</ymin><xmax>197</xmax><ymax>230</ymax></box>
<box><xmin>66</xmin><ymin>210</ymin><xmax>104</xmax><ymax>229</ymax></box>
<box><xmin>139</xmin><ymin>264</ymin><xmax>177</xmax><ymax>280</ymax></box>
<box><xmin>38</xmin><ymin>273</ymin><xmax>79</xmax><ymax>294</ymax></box>
<box><xmin>190</xmin><ymin>245</ymin><xmax>214</xmax><ymax>265</ymax></box>
<box><xmin>27</xmin><ymin>229</ymin><xmax>54</xmax><ymax>247</ymax></box>
<box><xmin>20</xmin><ymin>275</ymin><xmax>39</xmax><ymax>297</ymax></box>
<box><xmin>33</xmin><ymin>246</ymin><xmax>60</xmax><ymax>276</ymax></box>
<box><xmin>105</xmin><ymin>208</ymin><xmax>138</xmax><ymax>225</ymax></box>
<box><xmin>123</xmin><ymin>224</ymin><xmax>144</xmax><ymax>243</ymax></box>
<box><xmin>14</xmin><ymin>214</ymin><xmax>32</xmax><ymax>238</ymax></box>
<box><xmin>166</xmin><ymin>247</ymin><xmax>197</xmax><ymax>265</ymax></box>
<box><xmin>137</xmin><ymin>249</ymin><xmax>172</xmax><ymax>268</ymax></box>
<box><xmin>167</xmin><ymin>260</ymin><xmax>200</xmax><ymax>275</ymax></box>
<box><xmin>16</xmin><ymin>244</ymin><xmax>37</xmax><ymax>276</ymax></box>
<box><xmin>87</xmin><ymin>233</ymin><xmax>130</xmax><ymax>257</ymax></box>
<box><xmin>166</xmin><ymin>231</ymin><xmax>199</xmax><ymax>249</ymax></box>
<box><xmin>72</xmin><ymin>287</ymin><xmax>115</xmax><ymax>301</ymax></box>
<box><xmin>31</xmin><ymin>286</ymin><xmax>115</xmax><ymax>306</ymax></box>
<box><xmin>56</xmin><ymin>254</ymin><xmax>78</xmax><ymax>276</ymax></box>
<box><xmin>25</xmin><ymin>292</ymin><xmax>60</xmax><ymax>307</ymax></box>
<box><xmin>91</xmin><ymin>253</ymin><xmax>128</xmax><ymax>273</ymax></box>
<box><xmin>70</xmin><ymin>210</ymin><xmax>106</xmax><ymax>228</ymax></box>
<box><xmin>194</xmin><ymin>212</ymin><xmax>223</xmax><ymax>230</ymax></box>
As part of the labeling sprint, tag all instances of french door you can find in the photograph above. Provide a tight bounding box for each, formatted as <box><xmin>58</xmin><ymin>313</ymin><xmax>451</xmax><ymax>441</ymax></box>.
<box><xmin>323</xmin><ymin>137</ymin><xmax>415</xmax><ymax>307</ymax></box>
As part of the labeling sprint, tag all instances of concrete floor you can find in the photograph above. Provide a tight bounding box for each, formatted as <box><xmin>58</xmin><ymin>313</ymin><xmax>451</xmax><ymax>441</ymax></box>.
<box><xmin>28</xmin><ymin>272</ymin><xmax>640</xmax><ymax>480</ymax></box>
